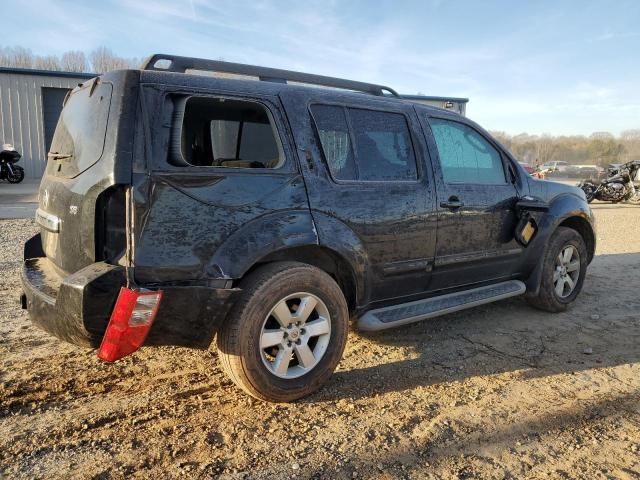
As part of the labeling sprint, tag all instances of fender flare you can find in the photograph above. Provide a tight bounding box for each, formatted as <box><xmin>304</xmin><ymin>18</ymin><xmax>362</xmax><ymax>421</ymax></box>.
<box><xmin>213</xmin><ymin>210</ymin><xmax>372</xmax><ymax>308</ymax></box>
<box><xmin>307</xmin><ymin>211</ymin><xmax>371</xmax><ymax>307</ymax></box>
<box><xmin>524</xmin><ymin>193</ymin><xmax>595</xmax><ymax>296</ymax></box>
<box><xmin>206</xmin><ymin>210</ymin><xmax>320</xmax><ymax>279</ymax></box>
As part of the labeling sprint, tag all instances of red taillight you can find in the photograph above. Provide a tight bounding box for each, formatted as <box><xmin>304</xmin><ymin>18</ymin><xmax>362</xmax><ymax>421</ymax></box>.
<box><xmin>97</xmin><ymin>287</ymin><xmax>163</xmax><ymax>362</ymax></box>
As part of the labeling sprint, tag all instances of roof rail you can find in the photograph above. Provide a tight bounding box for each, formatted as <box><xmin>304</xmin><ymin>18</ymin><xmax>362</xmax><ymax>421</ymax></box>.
<box><xmin>141</xmin><ymin>53</ymin><xmax>399</xmax><ymax>97</ymax></box>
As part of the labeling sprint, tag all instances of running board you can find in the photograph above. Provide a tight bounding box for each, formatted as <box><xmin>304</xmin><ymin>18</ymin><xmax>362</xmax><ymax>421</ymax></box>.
<box><xmin>358</xmin><ymin>280</ymin><xmax>526</xmax><ymax>332</ymax></box>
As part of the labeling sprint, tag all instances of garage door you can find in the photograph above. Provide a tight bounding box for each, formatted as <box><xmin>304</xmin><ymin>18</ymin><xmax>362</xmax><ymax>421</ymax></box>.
<box><xmin>41</xmin><ymin>87</ymin><xmax>70</xmax><ymax>154</ymax></box>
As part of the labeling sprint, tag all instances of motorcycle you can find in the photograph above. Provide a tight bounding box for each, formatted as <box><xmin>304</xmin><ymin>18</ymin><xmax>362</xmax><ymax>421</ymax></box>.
<box><xmin>578</xmin><ymin>160</ymin><xmax>640</xmax><ymax>204</ymax></box>
<box><xmin>0</xmin><ymin>143</ymin><xmax>25</xmax><ymax>184</ymax></box>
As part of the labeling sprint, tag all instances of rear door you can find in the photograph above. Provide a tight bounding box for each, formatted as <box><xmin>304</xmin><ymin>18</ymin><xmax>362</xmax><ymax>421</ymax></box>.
<box><xmin>282</xmin><ymin>92</ymin><xmax>437</xmax><ymax>306</ymax></box>
<box><xmin>419</xmin><ymin>110</ymin><xmax>521</xmax><ymax>290</ymax></box>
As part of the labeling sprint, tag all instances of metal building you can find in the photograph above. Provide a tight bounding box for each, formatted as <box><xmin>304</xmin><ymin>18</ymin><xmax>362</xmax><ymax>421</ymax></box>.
<box><xmin>400</xmin><ymin>95</ymin><xmax>468</xmax><ymax>116</ymax></box>
<box><xmin>0</xmin><ymin>67</ymin><xmax>93</xmax><ymax>179</ymax></box>
<box><xmin>0</xmin><ymin>66</ymin><xmax>468</xmax><ymax>180</ymax></box>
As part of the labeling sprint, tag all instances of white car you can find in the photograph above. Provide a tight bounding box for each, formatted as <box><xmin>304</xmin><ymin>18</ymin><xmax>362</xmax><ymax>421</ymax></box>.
<box><xmin>540</xmin><ymin>161</ymin><xmax>570</xmax><ymax>172</ymax></box>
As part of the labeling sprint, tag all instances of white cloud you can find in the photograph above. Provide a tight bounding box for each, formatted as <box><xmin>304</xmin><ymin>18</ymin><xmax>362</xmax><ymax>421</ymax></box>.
<box><xmin>3</xmin><ymin>0</ymin><xmax>638</xmax><ymax>135</ymax></box>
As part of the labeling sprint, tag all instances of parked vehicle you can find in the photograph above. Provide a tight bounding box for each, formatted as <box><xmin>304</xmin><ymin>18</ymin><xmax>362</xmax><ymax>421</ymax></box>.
<box><xmin>0</xmin><ymin>143</ymin><xmax>25</xmax><ymax>183</ymax></box>
<box><xmin>564</xmin><ymin>166</ymin><xmax>582</xmax><ymax>177</ymax></box>
<box><xmin>518</xmin><ymin>161</ymin><xmax>545</xmax><ymax>179</ymax></box>
<box><xmin>21</xmin><ymin>54</ymin><xmax>596</xmax><ymax>402</ymax></box>
<box><xmin>540</xmin><ymin>160</ymin><xmax>570</xmax><ymax>173</ymax></box>
<box><xmin>531</xmin><ymin>169</ymin><xmax>546</xmax><ymax>180</ymax></box>
<box><xmin>518</xmin><ymin>161</ymin><xmax>535</xmax><ymax>174</ymax></box>
<box><xmin>578</xmin><ymin>166</ymin><xmax>602</xmax><ymax>180</ymax></box>
<box><xmin>607</xmin><ymin>163</ymin><xmax>623</xmax><ymax>177</ymax></box>
<box><xmin>579</xmin><ymin>160</ymin><xmax>640</xmax><ymax>204</ymax></box>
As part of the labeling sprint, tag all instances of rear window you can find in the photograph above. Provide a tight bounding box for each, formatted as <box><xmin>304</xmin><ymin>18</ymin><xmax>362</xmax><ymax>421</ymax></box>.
<box><xmin>47</xmin><ymin>80</ymin><xmax>112</xmax><ymax>178</ymax></box>
<box><xmin>311</xmin><ymin>105</ymin><xmax>417</xmax><ymax>181</ymax></box>
<box><xmin>173</xmin><ymin>97</ymin><xmax>283</xmax><ymax>169</ymax></box>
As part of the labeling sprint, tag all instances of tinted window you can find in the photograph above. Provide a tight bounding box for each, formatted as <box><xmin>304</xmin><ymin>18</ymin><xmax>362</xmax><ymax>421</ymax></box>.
<box><xmin>311</xmin><ymin>105</ymin><xmax>417</xmax><ymax>181</ymax></box>
<box><xmin>177</xmin><ymin>97</ymin><xmax>283</xmax><ymax>168</ymax></box>
<box><xmin>349</xmin><ymin>108</ymin><xmax>417</xmax><ymax>181</ymax></box>
<box><xmin>310</xmin><ymin>105</ymin><xmax>356</xmax><ymax>180</ymax></box>
<box><xmin>430</xmin><ymin>118</ymin><xmax>506</xmax><ymax>184</ymax></box>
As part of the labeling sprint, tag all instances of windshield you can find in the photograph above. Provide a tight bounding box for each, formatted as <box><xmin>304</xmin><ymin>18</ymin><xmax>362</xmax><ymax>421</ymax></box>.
<box><xmin>47</xmin><ymin>79</ymin><xmax>112</xmax><ymax>178</ymax></box>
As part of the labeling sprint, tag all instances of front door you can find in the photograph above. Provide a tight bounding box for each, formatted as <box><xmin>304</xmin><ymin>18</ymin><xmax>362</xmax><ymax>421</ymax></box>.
<box><xmin>420</xmin><ymin>112</ymin><xmax>521</xmax><ymax>290</ymax></box>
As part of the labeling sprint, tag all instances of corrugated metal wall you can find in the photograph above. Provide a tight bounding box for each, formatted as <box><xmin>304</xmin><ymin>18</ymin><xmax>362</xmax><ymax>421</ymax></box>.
<box><xmin>0</xmin><ymin>72</ymin><xmax>87</xmax><ymax>178</ymax></box>
<box><xmin>409</xmin><ymin>99</ymin><xmax>467</xmax><ymax>116</ymax></box>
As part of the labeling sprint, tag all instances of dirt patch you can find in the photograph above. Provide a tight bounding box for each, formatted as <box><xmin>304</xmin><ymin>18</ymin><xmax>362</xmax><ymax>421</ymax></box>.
<box><xmin>1</xmin><ymin>203</ymin><xmax>639</xmax><ymax>479</ymax></box>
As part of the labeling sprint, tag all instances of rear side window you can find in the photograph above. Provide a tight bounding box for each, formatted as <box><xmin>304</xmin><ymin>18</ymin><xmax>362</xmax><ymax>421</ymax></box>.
<box><xmin>47</xmin><ymin>80</ymin><xmax>112</xmax><ymax>178</ymax></box>
<box><xmin>174</xmin><ymin>97</ymin><xmax>283</xmax><ymax>169</ymax></box>
<box><xmin>309</xmin><ymin>105</ymin><xmax>356</xmax><ymax>180</ymax></box>
<box><xmin>311</xmin><ymin>105</ymin><xmax>417</xmax><ymax>181</ymax></box>
<box><xmin>429</xmin><ymin>118</ymin><xmax>506</xmax><ymax>184</ymax></box>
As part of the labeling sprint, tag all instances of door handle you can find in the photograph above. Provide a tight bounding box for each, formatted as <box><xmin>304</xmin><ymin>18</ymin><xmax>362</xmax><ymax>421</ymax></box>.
<box><xmin>440</xmin><ymin>197</ymin><xmax>464</xmax><ymax>209</ymax></box>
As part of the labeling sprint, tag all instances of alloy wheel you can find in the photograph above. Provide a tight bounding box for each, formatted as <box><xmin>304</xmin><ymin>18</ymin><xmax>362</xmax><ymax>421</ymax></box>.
<box><xmin>259</xmin><ymin>292</ymin><xmax>331</xmax><ymax>379</ymax></box>
<box><xmin>553</xmin><ymin>245</ymin><xmax>580</xmax><ymax>298</ymax></box>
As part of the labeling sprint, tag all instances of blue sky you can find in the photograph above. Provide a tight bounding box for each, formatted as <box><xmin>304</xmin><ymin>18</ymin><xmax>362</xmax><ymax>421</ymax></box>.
<box><xmin>4</xmin><ymin>0</ymin><xmax>638</xmax><ymax>135</ymax></box>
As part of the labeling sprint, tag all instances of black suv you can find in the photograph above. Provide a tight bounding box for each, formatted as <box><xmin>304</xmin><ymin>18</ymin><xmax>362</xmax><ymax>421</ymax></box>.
<box><xmin>21</xmin><ymin>54</ymin><xmax>595</xmax><ymax>402</ymax></box>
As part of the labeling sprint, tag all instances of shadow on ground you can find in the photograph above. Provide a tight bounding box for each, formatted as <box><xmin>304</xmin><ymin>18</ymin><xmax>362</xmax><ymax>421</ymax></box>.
<box><xmin>322</xmin><ymin>252</ymin><xmax>640</xmax><ymax>401</ymax></box>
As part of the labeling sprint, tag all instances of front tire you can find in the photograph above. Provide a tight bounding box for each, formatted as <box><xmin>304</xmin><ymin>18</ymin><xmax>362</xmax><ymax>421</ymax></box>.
<box><xmin>217</xmin><ymin>262</ymin><xmax>349</xmax><ymax>402</ymax></box>
<box><xmin>580</xmin><ymin>183</ymin><xmax>595</xmax><ymax>203</ymax></box>
<box><xmin>7</xmin><ymin>166</ymin><xmax>24</xmax><ymax>183</ymax></box>
<box><xmin>526</xmin><ymin>227</ymin><xmax>588</xmax><ymax>313</ymax></box>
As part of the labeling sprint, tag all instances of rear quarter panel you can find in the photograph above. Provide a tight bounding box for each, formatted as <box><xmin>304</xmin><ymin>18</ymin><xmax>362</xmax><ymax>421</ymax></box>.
<box><xmin>132</xmin><ymin>82</ymin><xmax>318</xmax><ymax>285</ymax></box>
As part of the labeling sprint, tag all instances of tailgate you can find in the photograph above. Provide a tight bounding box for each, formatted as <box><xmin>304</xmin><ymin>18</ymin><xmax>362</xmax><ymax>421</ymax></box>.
<box><xmin>36</xmin><ymin>72</ymin><xmax>136</xmax><ymax>275</ymax></box>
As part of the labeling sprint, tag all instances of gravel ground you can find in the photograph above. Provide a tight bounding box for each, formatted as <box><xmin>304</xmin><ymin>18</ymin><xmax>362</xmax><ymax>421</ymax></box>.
<box><xmin>1</xmin><ymin>203</ymin><xmax>639</xmax><ymax>479</ymax></box>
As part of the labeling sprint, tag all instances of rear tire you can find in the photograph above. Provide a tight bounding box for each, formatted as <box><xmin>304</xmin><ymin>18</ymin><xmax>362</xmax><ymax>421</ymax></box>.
<box><xmin>526</xmin><ymin>227</ymin><xmax>588</xmax><ymax>313</ymax></box>
<box><xmin>217</xmin><ymin>262</ymin><xmax>349</xmax><ymax>402</ymax></box>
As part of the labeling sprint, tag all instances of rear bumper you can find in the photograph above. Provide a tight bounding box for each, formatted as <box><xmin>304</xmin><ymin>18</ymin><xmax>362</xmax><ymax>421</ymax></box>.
<box><xmin>21</xmin><ymin>257</ymin><xmax>126</xmax><ymax>347</ymax></box>
<box><xmin>21</xmin><ymin>234</ymin><xmax>241</xmax><ymax>349</ymax></box>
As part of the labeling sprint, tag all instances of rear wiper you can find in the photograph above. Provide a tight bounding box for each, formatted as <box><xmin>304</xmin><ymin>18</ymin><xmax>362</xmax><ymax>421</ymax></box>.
<box><xmin>47</xmin><ymin>151</ymin><xmax>72</xmax><ymax>160</ymax></box>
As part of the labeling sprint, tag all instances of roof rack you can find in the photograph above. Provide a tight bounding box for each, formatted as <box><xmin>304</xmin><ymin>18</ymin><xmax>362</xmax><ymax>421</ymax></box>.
<box><xmin>141</xmin><ymin>53</ymin><xmax>399</xmax><ymax>97</ymax></box>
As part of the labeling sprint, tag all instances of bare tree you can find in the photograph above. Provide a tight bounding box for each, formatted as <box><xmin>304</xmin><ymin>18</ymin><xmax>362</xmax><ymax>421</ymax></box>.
<box><xmin>621</xmin><ymin>129</ymin><xmax>640</xmax><ymax>140</ymax></box>
<box><xmin>534</xmin><ymin>135</ymin><xmax>557</xmax><ymax>166</ymax></box>
<box><xmin>1</xmin><ymin>45</ymin><xmax>142</xmax><ymax>73</ymax></box>
<box><xmin>590</xmin><ymin>131</ymin><xmax>614</xmax><ymax>140</ymax></box>
<box><xmin>34</xmin><ymin>55</ymin><xmax>61</xmax><ymax>71</ymax></box>
<box><xmin>0</xmin><ymin>46</ymin><xmax>35</xmax><ymax>68</ymax></box>
<box><xmin>0</xmin><ymin>47</ymin><xmax>7</xmax><ymax>66</ymax></box>
<box><xmin>61</xmin><ymin>50</ymin><xmax>88</xmax><ymax>72</ymax></box>
<box><xmin>12</xmin><ymin>46</ymin><xmax>35</xmax><ymax>68</ymax></box>
<box><xmin>89</xmin><ymin>46</ymin><xmax>139</xmax><ymax>73</ymax></box>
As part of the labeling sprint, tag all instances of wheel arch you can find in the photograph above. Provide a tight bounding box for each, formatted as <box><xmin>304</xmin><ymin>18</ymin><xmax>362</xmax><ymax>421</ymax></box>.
<box><xmin>524</xmin><ymin>195</ymin><xmax>596</xmax><ymax>295</ymax></box>
<box><xmin>240</xmin><ymin>245</ymin><xmax>359</xmax><ymax>314</ymax></box>
<box><xmin>558</xmin><ymin>215</ymin><xmax>595</xmax><ymax>263</ymax></box>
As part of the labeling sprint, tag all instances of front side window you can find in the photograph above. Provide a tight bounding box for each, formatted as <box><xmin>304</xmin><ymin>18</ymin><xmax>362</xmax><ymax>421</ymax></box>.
<box><xmin>429</xmin><ymin>118</ymin><xmax>506</xmax><ymax>184</ymax></box>
<box><xmin>176</xmin><ymin>97</ymin><xmax>283</xmax><ymax>168</ymax></box>
<box><xmin>311</xmin><ymin>105</ymin><xmax>418</xmax><ymax>181</ymax></box>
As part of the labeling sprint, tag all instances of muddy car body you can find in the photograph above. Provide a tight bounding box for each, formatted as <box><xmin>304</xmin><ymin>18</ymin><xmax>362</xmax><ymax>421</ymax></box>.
<box><xmin>21</xmin><ymin>54</ymin><xmax>595</xmax><ymax>401</ymax></box>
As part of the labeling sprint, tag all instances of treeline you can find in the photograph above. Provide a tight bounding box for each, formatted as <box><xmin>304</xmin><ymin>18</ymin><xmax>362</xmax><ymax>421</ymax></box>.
<box><xmin>490</xmin><ymin>130</ymin><xmax>640</xmax><ymax>167</ymax></box>
<box><xmin>0</xmin><ymin>45</ymin><xmax>142</xmax><ymax>74</ymax></box>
